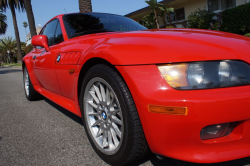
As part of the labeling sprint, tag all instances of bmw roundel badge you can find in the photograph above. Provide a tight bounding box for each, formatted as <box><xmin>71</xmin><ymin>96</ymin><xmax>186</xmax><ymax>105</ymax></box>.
<box><xmin>57</xmin><ymin>55</ymin><xmax>61</xmax><ymax>62</ymax></box>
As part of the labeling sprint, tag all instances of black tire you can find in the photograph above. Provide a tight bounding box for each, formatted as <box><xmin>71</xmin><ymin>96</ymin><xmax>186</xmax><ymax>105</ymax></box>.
<box><xmin>23</xmin><ymin>66</ymin><xmax>43</xmax><ymax>101</ymax></box>
<box><xmin>79</xmin><ymin>64</ymin><xmax>149</xmax><ymax>165</ymax></box>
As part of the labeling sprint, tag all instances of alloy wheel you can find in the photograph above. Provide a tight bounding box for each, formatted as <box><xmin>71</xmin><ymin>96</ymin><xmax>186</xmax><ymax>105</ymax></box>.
<box><xmin>84</xmin><ymin>77</ymin><xmax>124</xmax><ymax>155</ymax></box>
<box><xmin>24</xmin><ymin>68</ymin><xmax>29</xmax><ymax>96</ymax></box>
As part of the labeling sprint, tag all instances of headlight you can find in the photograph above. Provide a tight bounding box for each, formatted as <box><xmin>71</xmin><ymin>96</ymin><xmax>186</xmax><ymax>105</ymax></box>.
<box><xmin>187</xmin><ymin>63</ymin><xmax>204</xmax><ymax>87</ymax></box>
<box><xmin>158</xmin><ymin>60</ymin><xmax>250</xmax><ymax>90</ymax></box>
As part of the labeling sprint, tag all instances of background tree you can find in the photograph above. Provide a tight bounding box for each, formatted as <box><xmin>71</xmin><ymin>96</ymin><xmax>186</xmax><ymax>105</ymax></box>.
<box><xmin>164</xmin><ymin>7</ymin><xmax>174</xmax><ymax>27</ymax></box>
<box><xmin>187</xmin><ymin>8</ymin><xmax>214</xmax><ymax>29</ymax></box>
<box><xmin>0</xmin><ymin>36</ymin><xmax>17</xmax><ymax>63</ymax></box>
<box><xmin>0</xmin><ymin>0</ymin><xmax>25</xmax><ymax>61</ymax></box>
<box><xmin>145</xmin><ymin>0</ymin><xmax>174</xmax><ymax>29</ymax></box>
<box><xmin>79</xmin><ymin>0</ymin><xmax>92</xmax><ymax>12</ymax></box>
<box><xmin>23</xmin><ymin>21</ymin><xmax>27</xmax><ymax>36</ymax></box>
<box><xmin>145</xmin><ymin>0</ymin><xmax>164</xmax><ymax>29</ymax></box>
<box><xmin>142</xmin><ymin>13</ymin><xmax>156</xmax><ymax>29</ymax></box>
<box><xmin>23</xmin><ymin>0</ymin><xmax>36</xmax><ymax>37</ymax></box>
<box><xmin>0</xmin><ymin>9</ymin><xmax>7</xmax><ymax>34</ymax></box>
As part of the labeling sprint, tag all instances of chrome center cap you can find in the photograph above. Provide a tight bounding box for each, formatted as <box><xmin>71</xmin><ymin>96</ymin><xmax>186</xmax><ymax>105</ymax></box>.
<box><xmin>102</xmin><ymin>112</ymin><xmax>107</xmax><ymax>120</ymax></box>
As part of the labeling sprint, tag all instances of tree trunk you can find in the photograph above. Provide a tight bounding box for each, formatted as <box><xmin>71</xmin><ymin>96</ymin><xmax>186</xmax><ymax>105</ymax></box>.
<box><xmin>162</xmin><ymin>11</ymin><xmax>167</xmax><ymax>28</ymax></box>
<box><xmin>79</xmin><ymin>0</ymin><xmax>92</xmax><ymax>12</ymax></box>
<box><xmin>25</xmin><ymin>28</ymin><xmax>27</xmax><ymax>36</ymax></box>
<box><xmin>10</xmin><ymin>5</ymin><xmax>22</xmax><ymax>61</ymax></box>
<box><xmin>23</xmin><ymin>0</ymin><xmax>37</xmax><ymax>37</ymax></box>
<box><xmin>10</xmin><ymin>53</ymin><xmax>13</xmax><ymax>63</ymax></box>
<box><xmin>153</xmin><ymin>9</ymin><xmax>159</xmax><ymax>29</ymax></box>
<box><xmin>168</xmin><ymin>13</ymin><xmax>173</xmax><ymax>26</ymax></box>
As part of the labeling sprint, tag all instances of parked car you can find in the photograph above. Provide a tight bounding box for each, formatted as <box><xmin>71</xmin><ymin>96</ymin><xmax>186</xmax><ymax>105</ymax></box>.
<box><xmin>22</xmin><ymin>12</ymin><xmax>250</xmax><ymax>165</ymax></box>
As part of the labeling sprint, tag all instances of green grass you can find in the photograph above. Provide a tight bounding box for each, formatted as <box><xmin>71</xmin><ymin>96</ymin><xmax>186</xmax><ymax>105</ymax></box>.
<box><xmin>1</xmin><ymin>63</ymin><xmax>22</xmax><ymax>67</ymax></box>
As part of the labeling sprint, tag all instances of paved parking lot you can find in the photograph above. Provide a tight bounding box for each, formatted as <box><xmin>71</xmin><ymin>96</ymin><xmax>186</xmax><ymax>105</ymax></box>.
<box><xmin>0</xmin><ymin>66</ymin><xmax>250</xmax><ymax>166</ymax></box>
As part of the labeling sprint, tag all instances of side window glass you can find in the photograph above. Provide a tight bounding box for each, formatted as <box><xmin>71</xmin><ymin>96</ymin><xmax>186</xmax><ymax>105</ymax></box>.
<box><xmin>40</xmin><ymin>27</ymin><xmax>45</xmax><ymax>35</ymax></box>
<box><xmin>54</xmin><ymin>22</ymin><xmax>64</xmax><ymax>45</ymax></box>
<box><xmin>42</xmin><ymin>19</ymin><xmax>58</xmax><ymax>46</ymax></box>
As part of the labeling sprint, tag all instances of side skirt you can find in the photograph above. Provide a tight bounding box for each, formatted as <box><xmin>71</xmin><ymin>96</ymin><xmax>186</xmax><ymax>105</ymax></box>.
<box><xmin>33</xmin><ymin>85</ymin><xmax>82</xmax><ymax>117</ymax></box>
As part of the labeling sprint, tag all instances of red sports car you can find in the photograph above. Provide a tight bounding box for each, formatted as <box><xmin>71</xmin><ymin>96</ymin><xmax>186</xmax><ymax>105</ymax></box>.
<box><xmin>22</xmin><ymin>12</ymin><xmax>250</xmax><ymax>165</ymax></box>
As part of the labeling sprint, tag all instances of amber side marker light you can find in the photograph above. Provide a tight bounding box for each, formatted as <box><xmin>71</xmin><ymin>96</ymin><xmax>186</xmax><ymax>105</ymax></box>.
<box><xmin>68</xmin><ymin>69</ymin><xmax>75</xmax><ymax>75</ymax></box>
<box><xmin>148</xmin><ymin>105</ymin><xmax>188</xmax><ymax>115</ymax></box>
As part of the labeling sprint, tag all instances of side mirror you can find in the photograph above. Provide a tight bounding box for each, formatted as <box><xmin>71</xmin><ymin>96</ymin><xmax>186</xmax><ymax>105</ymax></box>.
<box><xmin>31</xmin><ymin>35</ymin><xmax>49</xmax><ymax>52</ymax></box>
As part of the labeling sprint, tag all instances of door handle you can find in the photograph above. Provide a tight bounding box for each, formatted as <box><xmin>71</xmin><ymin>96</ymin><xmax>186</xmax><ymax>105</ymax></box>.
<box><xmin>33</xmin><ymin>55</ymin><xmax>36</xmax><ymax>59</ymax></box>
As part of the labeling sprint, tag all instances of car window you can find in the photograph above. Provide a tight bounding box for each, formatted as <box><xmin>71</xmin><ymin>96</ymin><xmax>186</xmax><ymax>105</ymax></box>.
<box><xmin>63</xmin><ymin>13</ymin><xmax>147</xmax><ymax>39</ymax></box>
<box><xmin>42</xmin><ymin>19</ymin><xmax>58</xmax><ymax>46</ymax></box>
<box><xmin>54</xmin><ymin>22</ymin><xmax>64</xmax><ymax>45</ymax></box>
<box><xmin>40</xmin><ymin>26</ymin><xmax>45</xmax><ymax>35</ymax></box>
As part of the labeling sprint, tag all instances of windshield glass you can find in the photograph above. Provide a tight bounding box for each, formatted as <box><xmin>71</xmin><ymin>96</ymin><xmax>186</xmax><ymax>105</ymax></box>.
<box><xmin>63</xmin><ymin>13</ymin><xmax>147</xmax><ymax>38</ymax></box>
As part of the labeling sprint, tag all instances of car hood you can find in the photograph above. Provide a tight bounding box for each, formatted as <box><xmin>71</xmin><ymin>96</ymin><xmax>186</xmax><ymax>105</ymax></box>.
<box><xmin>88</xmin><ymin>29</ymin><xmax>250</xmax><ymax>65</ymax></box>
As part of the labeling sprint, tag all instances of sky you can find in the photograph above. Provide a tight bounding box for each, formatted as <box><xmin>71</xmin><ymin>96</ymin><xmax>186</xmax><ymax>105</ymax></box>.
<box><xmin>1</xmin><ymin>0</ymin><xmax>162</xmax><ymax>43</ymax></box>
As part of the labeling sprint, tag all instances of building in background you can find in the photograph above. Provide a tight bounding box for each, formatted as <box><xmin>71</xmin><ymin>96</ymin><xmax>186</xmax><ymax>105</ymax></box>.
<box><xmin>125</xmin><ymin>0</ymin><xmax>249</xmax><ymax>28</ymax></box>
<box><xmin>25</xmin><ymin>26</ymin><xmax>42</xmax><ymax>45</ymax></box>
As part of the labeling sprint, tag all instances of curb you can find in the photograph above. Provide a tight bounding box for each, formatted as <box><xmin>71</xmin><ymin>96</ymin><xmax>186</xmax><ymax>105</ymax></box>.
<box><xmin>0</xmin><ymin>65</ymin><xmax>22</xmax><ymax>68</ymax></box>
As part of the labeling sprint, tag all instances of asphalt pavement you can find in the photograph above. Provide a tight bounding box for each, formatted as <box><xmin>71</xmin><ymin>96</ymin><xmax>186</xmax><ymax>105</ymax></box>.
<box><xmin>0</xmin><ymin>66</ymin><xmax>250</xmax><ymax>166</ymax></box>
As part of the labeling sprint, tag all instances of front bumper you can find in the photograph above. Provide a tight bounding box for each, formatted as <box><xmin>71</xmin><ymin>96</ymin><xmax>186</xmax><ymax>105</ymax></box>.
<box><xmin>116</xmin><ymin>65</ymin><xmax>250</xmax><ymax>163</ymax></box>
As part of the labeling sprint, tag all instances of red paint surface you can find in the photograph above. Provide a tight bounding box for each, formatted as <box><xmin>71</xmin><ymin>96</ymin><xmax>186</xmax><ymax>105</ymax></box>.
<box><xmin>32</xmin><ymin>35</ymin><xmax>49</xmax><ymax>51</ymax></box>
<box><xmin>116</xmin><ymin>65</ymin><xmax>250</xmax><ymax>163</ymax></box>
<box><xmin>22</xmin><ymin>14</ymin><xmax>250</xmax><ymax>163</ymax></box>
<box><xmin>57</xmin><ymin>52</ymin><xmax>82</xmax><ymax>65</ymax></box>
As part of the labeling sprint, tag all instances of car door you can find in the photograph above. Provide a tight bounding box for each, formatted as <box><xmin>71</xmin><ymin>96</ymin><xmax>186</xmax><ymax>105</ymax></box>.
<box><xmin>33</xmin><ymin>19</ymin><xmax>62</xmax><ymax>95</ymax></box>
<box><xmin>54</xmin><ymin>20</ymin><xmax>82</xmax><ymax>100</ymax></box>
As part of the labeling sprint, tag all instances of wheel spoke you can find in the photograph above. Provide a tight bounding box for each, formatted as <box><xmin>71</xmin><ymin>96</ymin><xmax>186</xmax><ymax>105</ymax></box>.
<box><xmin>100</xmin><ymin>84</ymin><xmax>106</xmax><ymax>102</ymax></box>
<box><xmin>91</xmin><ymin>120</ymin><xmax>101</xmax><ymax>127</ymax></box>
<box><xmin>106</xmin><ymin>89</ymin><xmax>110</xmax><ymax>105</ymax></box>
<box><xmin>110</xmin><ymin>93</ymin><xmax>114</xmax><ymax>106</ymax></box>
<box><xmin>108</xmin><ymin>130</ymin><xmax>115</xmax><ymax>150</ymax></box>
<box><xmin>88</xmin><ymin>112</ymin><xmax>98</xmax><ymax>117</ymax></box>
<box><xmin>93</xmin><ymin>84</ymin><xmax>102</xmax><ymax>102</ymax></box>
<box><xmin>89</xmin><ymin>91</ymin><xmax>99</xmax><ymax>104</ymax></box>
<box><xmin>102</xmin><ymin>130</ymin><xmax>108</xmax><ymax>148</ymax></box>
<box><xmin>107</xmin><ymin>95</ymin><xmax>114</xmax><ymax>109</ymax></box>
<box><xmin>96</xmin><ymin>127</ymin><xmax>103</xmax><ymax>138</ymax></box>
<box><xmin>117</xmin><ymin>111</ymin><xmax>122</xmax><ymax>117</ymax></box>
<box><xmin>111</xmin><ymin>127</ymin><xmax>119</xmax><ymax>147</ymax></box>
<box><xmin>111</xmin><ymin>109</ymin><xmax>120</xmax><ymax>115</ymax></box>
<box><xmin>112</xmin><ymin>115</ymin><xmax>122</xmax><ymax>125</ymax></box>
<box><xmin>87</xmin><ymin>101</ymin><xmax>98</xmax><ymax>109</ymax></box>
<box><xmin>112</xmin><ymin>123</ymin><xmax>122</xmax><ymax>138</ymax></box>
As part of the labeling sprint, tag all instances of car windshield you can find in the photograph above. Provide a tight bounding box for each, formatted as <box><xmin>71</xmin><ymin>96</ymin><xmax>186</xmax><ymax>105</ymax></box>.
<box><xmin>63</xmin><ymin>13</ymin><xmax>147</xmax><ymax>38</ymax></box>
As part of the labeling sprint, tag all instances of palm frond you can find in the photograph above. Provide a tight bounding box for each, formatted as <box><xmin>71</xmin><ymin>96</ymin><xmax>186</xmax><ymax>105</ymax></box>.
<box><xmin>0</xmin><ymin>10</ymin><xmax>7</xmax><ymax>34</ymax></box>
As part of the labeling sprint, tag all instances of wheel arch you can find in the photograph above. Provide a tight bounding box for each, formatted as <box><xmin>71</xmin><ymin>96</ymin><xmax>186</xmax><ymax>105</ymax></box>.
<box><xmin>22</xmin><ymin>57</ymin><xmax>40</xmax><ymax>85</ymax></box>
<box><xmin>77</xmin><ymin>57</ymin><xmax>122</xmax><ymax>103</ymax></box>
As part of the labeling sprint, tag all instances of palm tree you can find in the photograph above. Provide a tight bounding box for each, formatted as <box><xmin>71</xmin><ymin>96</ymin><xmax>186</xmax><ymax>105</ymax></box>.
<box><xmin>145</xmin><ymin>0</ymin><xmax>161</xmax><ymax>29</ymax></box>
<box><xmin>145</xmin><ymin>0</ymin><xmax>174</xmax><ymax>29</ymax></box>
<box><xmin>142</xmin><ymin>13</ymin><xmax>156</xmax><ymax>29</ymax></box>
<box><xmin>0</xmin><ymin>36</ymin><xmax>17</xmax><ymax>63</ymax></box>
<box><xmin>0</xmin><ymin>0</ymin><xmax>25</xmax><ymax>61</ymax></box>
<box><xmin>79</xmin><ymin>0</ymin><xmax>92</xmax><ymax>12</ymax></box>
<box><xmin>159</xmin><ymin>6</ymin><xmax>174</xmax><ymax>27</ymax></box>
<box><xmin>23</xmin><ymin>0</ymin><xmax>36</xmax><ymax>37</ymax></box>
<box><xmin>23</xmin><ymin>21</ymin><xmax>28</xmax><ymax>36</ymax></box>
<box><xmin>0</xmin><ymin>9</ymin><xmax>7</xmax><ymax>34</ymax></box>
